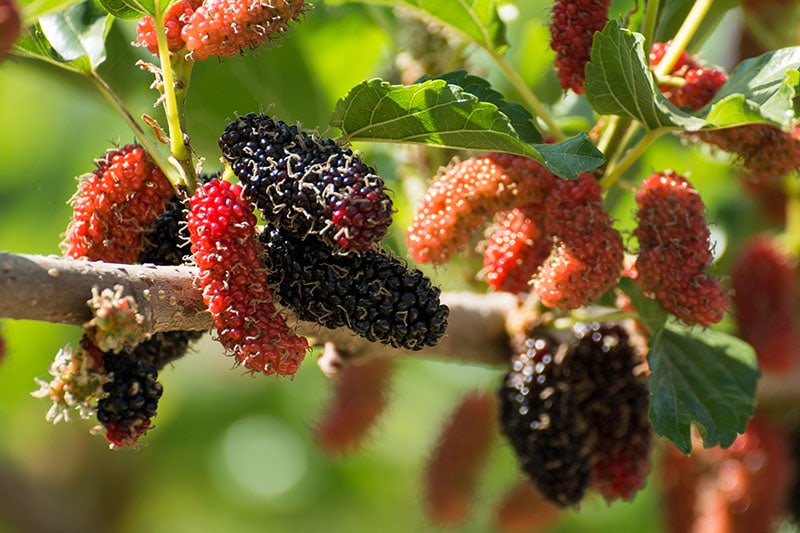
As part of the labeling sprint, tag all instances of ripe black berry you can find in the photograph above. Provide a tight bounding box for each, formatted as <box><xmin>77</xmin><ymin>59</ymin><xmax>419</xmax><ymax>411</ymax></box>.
<box><xmin>138</xmin><ymin>195</ymin><xmax>191</xmax><ymax>267</ymax></box>
<box><xmin>260</xmin><ymin>224</ymin><xmax>449</xmax><ymax>350</ymax></box>
<box><xmin>219</xmin><ymin>113</ymin><xmax>393</xmax><ymax>251</ymax></box>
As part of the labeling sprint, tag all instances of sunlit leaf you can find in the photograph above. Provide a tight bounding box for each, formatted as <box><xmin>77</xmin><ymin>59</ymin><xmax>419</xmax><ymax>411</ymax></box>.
<box><xmin>38</xmin><ymin>0</ymin><xmax>112</xmax><ymax>71</ymax></box>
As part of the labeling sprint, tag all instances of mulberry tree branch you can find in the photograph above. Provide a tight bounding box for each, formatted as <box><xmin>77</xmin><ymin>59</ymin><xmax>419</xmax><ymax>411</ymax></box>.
<box><xmin>0</xmin><ymin>252</ymin><xmax>517</xmax><ymax>366</ymax></box>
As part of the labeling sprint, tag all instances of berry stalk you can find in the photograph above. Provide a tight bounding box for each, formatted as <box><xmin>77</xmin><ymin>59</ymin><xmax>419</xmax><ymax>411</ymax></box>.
<box><xmin>652</xmin><ymin>0</ymin><xmax>714</xmax><ymax>78</ymax></box>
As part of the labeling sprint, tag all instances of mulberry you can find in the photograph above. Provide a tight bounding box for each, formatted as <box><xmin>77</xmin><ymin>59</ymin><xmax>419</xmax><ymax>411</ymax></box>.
<box><xmin>180</xmin><ymin>0</ymin><xmax>306</xmax><ymax>61</ymax></box>
<box><xmin>62</xmin><ymin>144</ymin><xmax>174</xmax><ymax>263</ymax></box>
<box><xmin>731</xmin><ymin>236</ymin><xmax>800</xmax><ymax>371</ymax></box>
<box><xmin>314</xmin><ymin>357</ymin><xmax>395</xmax><ymax>454</ymax></box>
<box><xmin>633</xmin><ymin>171</ymin><xmax>728</xmax><ymax>326</ymax></box>
<box><xmin>673</xmin><ymin>68</ymin><xmax>727</xmax><ymax>110</ymax></box>
<box><xmin>648</xmin><ymin>41</ymin><xmax>700</xmax><ymax>74</ymax></box>
<box><xmin>494</xmin><ymin>481</ymin><xmax>562</xmax><ymax>533</ymax></box>
<box><xmin>534</xmin><ymin>174</ymin><xmax>624</xmax><ymax>310</ymax></box>
<box><xmin>549</xmin><ymin>0</ymin><xmax>612</xmax><ymax>94</ymax></box>
<box><xmin>138</xmin><ymin>195</ymin><xmax>191</xmax><ymax>266</ymax></box>
<box><xmin>136</xmin><ymin>0</ymin><xmax>201</xmax><ymax>55</ymax></box>
<box><xmin>219</xmin><ymin>113</ymin><xmax>393</xmax><ymax>251</ymax></box>
<box><xmin>690</xmin><ymin>123</ymin><xmax>800</xmax><ymax>181</ymax></box>
<box><xmin>423</xmin><ymin>392</ymin><xmax>496</xmax><ymax>526</ymax></box>
<box><xmin>187</xmin><ymin>178</ymin><xmax>308</xmax><ymax>377</ymax></box>
<box><xmin>0</xmin><ymin>0</ymin><xmax>21</xmax><ymax>61</ymax></box>
<box><xmin>96</xmin><ymin>348</ymin><xmax>162</xmax><ymax>448</ymax></box>
<box><xmin>482</xmin><ymin>205</ymin><xmax>551</xmax><ymax>294</ymax></box>
<box><xmin>260</xmin><ymin>224</ymin><xmax>449</xmax><ymax>351</ymax></box>
<box><xmin>408</xmin><ymin>153</ymin><xmax>556</xmax><ymax>264</ymax></box>
<box><xmin>498</xmin><ymin>334</ymin><xmax>592</xmax><ymax>506</ymax></box>
<box><xmin>499</xmin><ymin>323</ymin><xmax>651</xmax><ymax>507</ymax></box>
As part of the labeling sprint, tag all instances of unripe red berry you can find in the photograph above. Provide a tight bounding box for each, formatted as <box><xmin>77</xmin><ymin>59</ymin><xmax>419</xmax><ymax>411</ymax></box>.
<box><xmin>549</xmin><ymin>0</ymin><xmax>612</xmax><ymax>93</ymax></box>
<box><xmin>534</xmin><ymin>174</ymin><xmax>624</xmax><ymax>310</ymax></box>
<box><xmin>648</xmin><ymin>41</ymin><xmax>700</xmax><ymax>73</ymax></box>
<box><xmin>136</xmin><ymin>0</ymin><xmax>201</xmax><ymax>54</ymax></box>
<box><xmin>63</xmin><ymin>144</ymin><xmax>175</xmax><ymax>263</ymax></box>
<box><xmin>482</xmin><ymin>205</ymin><xmax>551</xmax><ymax>294</ymax></box>
<box><xmin>407</xmin><ymin>153</ymin><xmax>556</xmax><ymax>264</ymax></box>
<box><xmin>423</xmin><ymin>392</ymin><xmax>496</xmax><ymax>526</ymax></box>
<box><xmin>180</xmin><ymin>0</ymin><xmax>307</xmax><ymax>61</ymax></box>
<box><xmin>673</xmin><ymin>68</ymin><xmax>728</xmax><ymax>109</ymax></box>
<box><xmin>187</xmin><ymin>178</ymin><xmax>308</xmax><ymax>376</ymax></box>
<box><xmin>731</xmin><ymin>236</ymin><xmax>800</xmax><ymax>372</ymax></box>
<box><xmin>633</xmin><ymin>171</ymin><xmax>728</xmax><ymax>326</ymax></box>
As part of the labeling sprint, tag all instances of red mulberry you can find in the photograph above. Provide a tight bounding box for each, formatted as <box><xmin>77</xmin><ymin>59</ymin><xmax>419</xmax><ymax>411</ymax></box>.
<box><xmin>314</xmin><ymin>357</ymin><xmax>395</xmax><ymax>454</ymax></box>
<box><xmin>260</xmin><ymin>224</ymin><xmax>449</xmax><ymax>351</ymax></box>
<box><xmin>219</xmin><ymin>113</ymin><xmax>393</xmax><ymax>251</ymax></box>
<box><xmin>648</xmin><ymin>41</ymin><xmax>700</xmax><ymax>73</ymax></box>
<box><xmin>549</xmin><ymin>0</ymin><xmax>612</xmax><ymax>94</ymax></box>
<box><xmin>494</xmin><ymin>481</ymin><xmax>562</xmax><ymax>533</ymax></box>
<box><xmin>62</xmin><ymin>144</ymin><xmax>174</xmax><ymax>263</ymax></box>
<box><xmin>187</xmin><ymin>178</ymin><xmax>308</xmax><ymax>377</ymax></box>
<box><xmin>407</xmin><ymin>153</ymin><xmax>556</xmax><ymax>264</ymax></box>
<box><xmin>731</xmin><ymin>236</ymin><xmax>800</xmax><ymax>371</ymax></box>
<box><xmin>533</xmin><ymin>174</ymin><xmax>623</xmax><ymax>310</ymax></box>
<box><xmin>180</xmin><ymin>0</ymin><xmax>306</xmax><ymax>61</ymax></box>
<box><xmin>633</xmin><ymin>171</ymin><xmax>728</xmax><ymax>325</ymax></box>
<box><xmin>423</xmin><ymin>392</ymin><xmax>496</xmax><ymax>526</ymax></box>
<box><xmin>673</xmin><ymin>68</ymin><xmax>728</xmax><ymax>110</ymax></box>
<box><xmin>136</xmin><ymin>0</ymin><xmax>201</xmax><ymax>55</ymax></box>
<box><xmin>482</xmin><ymin>205</ymin><xmax>551</xmax><ymax>294</ymax></box>
<box><xmin>691</xmin><ymin>123</ymin><xmax>800</xmax><ymax>181</ymax></box>
<box><xmin>0</xmin><ymin>0</ymin><xmax>21</xmax><ymax>61</ymax></box>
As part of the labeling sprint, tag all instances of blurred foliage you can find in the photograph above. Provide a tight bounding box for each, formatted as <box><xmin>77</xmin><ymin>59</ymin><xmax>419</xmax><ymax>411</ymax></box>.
<box><xmin>0</xmin><ymin>1</ymin><xmax>780</xmax><ymax>532</ymax></box>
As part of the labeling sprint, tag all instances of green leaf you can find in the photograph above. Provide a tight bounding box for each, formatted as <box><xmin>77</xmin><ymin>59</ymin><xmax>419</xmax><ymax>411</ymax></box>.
<box><xmin>648</xmin><ymin>325</ymin><xmax>759</xmax><ymax>454</ymax></box>
<box><xmin>38</xmin><ymin>0</ymin><xmax>112</xmax><ymax>72</ymax></box>
<box><xmin>419</xmin><ymin>71</ymin><xmax>541</xmax><ymax>143</ymax></box>
<box><xmin>95</xmin><ymin>0</ymin><xmax>154</xmax><ymax>19</ymax></box>
<box><xmin>585</xmin><ymin>20</ymin><xmax>700</xmax><ymax>131</ymax></box>
<box><xmin>18</xmin><ymin>0</ymin><xmax>83</xmax><ymax>23</ymax></box>
<box><xmin>330</xmin><ymin>77</ymin><xmax>604</xmax><ymax>178</ymax></box>
<box><xmin>617</xmin><ymin>277</ymin><xmax>668</xmax><ymax>333</ymax></box>
<box><xmin>332</xmin><ymin>0</ymin><xmax>507</xmax><ymax>53</ymax></box>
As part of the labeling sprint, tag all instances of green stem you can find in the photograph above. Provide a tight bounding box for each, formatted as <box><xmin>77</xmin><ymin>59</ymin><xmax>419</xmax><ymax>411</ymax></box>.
<box><xmin>641</xmin><ymin>0</ymin><xmax>662</xmax><ymax>54</ymax></box>
<box><xmin>153</xmin><ymin>0</ymin><xmax>196</xmax><ymax>192</ymax></box>
<box><xmin>599</xmin><ymin>128</ymin><xmax>666</xmax><ymax>190</ymax></box>
<box><xmin>489</xmin><ymin>51</ymin><xmax>566</xmax><ymax>141</ymax></box>
<box><xmin>784</xmin><ymin>177</ymin><xmax>800</xmax><ymax>258</ymax></box>
<box><xmin>653</xmin><ymin>0</ymin><xmax>713</xmax><ymax>78</ymax></box>
<box><xmin>87</xmin><ymin>72</ymin><xmax>182</xmax><ymax>189</ymax></box>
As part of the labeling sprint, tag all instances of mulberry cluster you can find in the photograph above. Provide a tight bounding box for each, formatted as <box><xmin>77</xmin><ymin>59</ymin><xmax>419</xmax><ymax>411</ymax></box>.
<box><xmin>549</xmin><ymin>0</ymin><xmax>612</xmax><ymax>94</ymax></box>
<box><xmin>138</xmin><ymin>195</ymin><xmax>191</xmax><ymax>266</ymax></box>
<box><xmin>534</xmin><ymin>173</ymin><xmax>624</xmax><ymax>309</ymax></box>
<box><xmin>95</xmin><ymin>347</ymin><xmax>162</xmax><ymax>448</ymax></box>
<box><xmin>219</xmin><ymin>113</ymin><xmax>393</xmax><ymax>251</ymax></box>
<box><xmin>407</xmin><ymin>152</ymin><xmax>555</xmax><ymax>264</ymax></box>
<box><xmin>62</xmin><ymin>144</ymin><xmax>175</xmax><ymax>263</ymax></box>
<box><xmin>136</xmin><ymin>0</ymin><xmax>201</xmax><ymax>55</ymax></box>
<box><xmin>731</xmin><ymin>236</ymin><xmax>800</xmax><ymax>371</ymax></box>
<box><xmin>633</xmin><ymin>171</ymin><xmax>728</xmax><ymax>326</ymax></box>
<box><xmin>499</xmin><ymin>323</ymin><xmax>651</xmax><ymax>507</ymax></box>
<box><xmin>180</xmin><ymin>0</ymin><xmax>307</xmax><ymax>60</ymax></box>
<box><xmin>260</xmin><ymin>224</ymin><xmax>449</xmax><ymax>351</ymax></box>
<box><xmin>482</xmin><ymin>205</ymin><xmax>552</xmax><ymax>294</ymax></box>
<box><xmin>187</xmin><ymin>178</ymin><xmax>308</xmax><ymax>376</ymax></box>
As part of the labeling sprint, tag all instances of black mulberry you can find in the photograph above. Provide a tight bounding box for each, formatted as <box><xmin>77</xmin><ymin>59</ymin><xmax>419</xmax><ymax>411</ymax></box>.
<box><xmin>498</xmin><ymin>334</ymin><xmax>593</xmax><ymax>507</ymax></box>
<box><xmin>260</xmin><ymin>224</ymin><xmax>448</xmax><ymax>350</ymax></box>
<box><xmin>96</xmin><ymin>350</ymin><xmax>163</xmax><ymax>447</ymax></box>
<box><xmin>219</xmin><ymin>113</ymin><xmax>393</xmax><ymax>251</ymax></box>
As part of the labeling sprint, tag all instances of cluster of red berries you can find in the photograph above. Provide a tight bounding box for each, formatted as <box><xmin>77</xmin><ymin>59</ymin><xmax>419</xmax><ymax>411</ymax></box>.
<box><xmin>136</xmin><ymin>0</ymin><xmax>306</xmax><ymax>60</ymax></box>
<box><xmin>408</xmin><ymin>153</ymin><xmax>623</xmax><ymax>311</ymax></box>
<box><xmin>633</xmin><ymin>171</ymin><xmax>728</xmax><ymax>326</ymax></box>
<box><xmin>549</xmin><ymin>0</ymin><xmax>612</xmax><ymax>94</ymax></box>
<box><xmin>498</xmin><ymin>323</ymin><xmax>651</xmax><ymax>507</ymax></box>
<box><xmin>649</xmin><ymin>41</ymin><xmax>728</xmax><ymax>110</ymax></box>
<box><xmin>186</xmin><ymin>178</ymin><xmax>308</xmax><ymax>376</ymax></box>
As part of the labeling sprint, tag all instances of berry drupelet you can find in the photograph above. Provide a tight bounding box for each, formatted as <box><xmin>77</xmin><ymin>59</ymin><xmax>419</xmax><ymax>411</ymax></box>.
<box><xmin>260</xmin><ymin>224</ymin><xmax>449</xmax><ymax>351</ymax></box>
<box><xmin>219</xmin><ymin>113</ymin><xmax>393</xmax><ymax>251</ymax></box>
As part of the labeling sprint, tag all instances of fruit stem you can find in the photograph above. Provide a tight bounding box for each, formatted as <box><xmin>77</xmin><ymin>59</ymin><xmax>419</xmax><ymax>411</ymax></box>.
<box><xmin>490</xmin><ymin>51</ymin><xmax>566</xmax><ymax>142</ymax></box>
<box><xmin>640</xmin><ymin>0</ymin><xmax>661</xmax><ymax>54</ymax></box>
<box><xmin>653</xmin><ymin>0</ymin><xmax>713</xmax><ymax>78</ymax></box>
<box><xmin>600</xmin><ymin>128</ymin><xmax>666</xmax><ymax>190</ymax></box>
<box><xmin>87</xmin><ymin>71</ymin><xmax>181</xmax><ymax>188</ymax></box>
<box><xmin>153</xmin><ymin>0</ymin><xmax>197</xmax><ymax>193</ymax></box>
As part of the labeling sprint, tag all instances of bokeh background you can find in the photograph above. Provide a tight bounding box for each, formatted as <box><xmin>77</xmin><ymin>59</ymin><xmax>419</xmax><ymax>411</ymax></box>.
<box><xmin>0</xmin><ymin>1</ymin><xmax>783</xmax><ymax>531</ymax></box>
